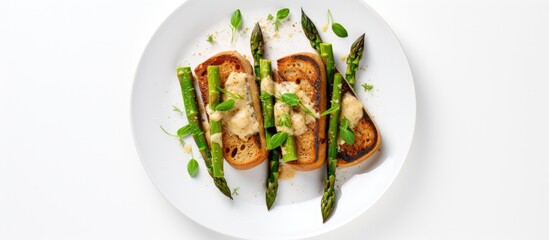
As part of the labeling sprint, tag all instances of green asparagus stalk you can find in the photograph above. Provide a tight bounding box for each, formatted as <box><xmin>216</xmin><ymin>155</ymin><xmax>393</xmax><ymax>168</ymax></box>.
<box><xmin>321</xmin><ymin>72</ymin><xmax>344</xmax><ymax>222</ymax></box>
<box><xmin>258</xmin><ymin>59</ymin><xmax>282</xmax><ymax>209</ymax></box>
<box><xmin>321</xmin><ymin>43</ymin><xmax>335</xmax><ymax>93</ymax></box>
<box><xmin>177</xmin><ymin>67</ymin><xmax>232</xmax><ymax>199</ymax></box>
<box><xmin>259</xmin><ymin>60</ymin><xmax>275</xmax><ymax>129</ymax></box>
<box><xmin>251</xmin><ymin>23</ymin><xmax>264</xmax><ymax>82</ymax></box>
<box><xmin>208</xmin><ymin>66</ymin><xmax>224</xmax><ymax>178</ymax></box>
<box><xmin>282</xmin><ymin>134</ymin><xmax>297</xmax><ymax>162</ymax></box>
<box><xmin>265</xmin><ymin>147</ymin><xmax>280</xmax><ymax>209</ymax></box>
<box><xmin>345</xmin><ymin>34</ymin><xmax>365</xmax><ymax>88</ymax></box>
<box><xmin>301</xmin><ymin>8</ymin><xmax>323</xmax><ymax>55</ymax></box>
<box><xmin>252</xmin><ymin>24</ymin><xmax>282</xmax><ymax>209</ymax></box>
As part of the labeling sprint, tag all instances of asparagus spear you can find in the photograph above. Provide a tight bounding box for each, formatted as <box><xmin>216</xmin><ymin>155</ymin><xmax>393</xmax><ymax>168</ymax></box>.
<box><xmin>177</xmin><ymin>67</ymin><xmax>232</xmax><ymax>199</ymax></box>
<box><xmin>282</xmin><ymin>130</ymin><xmax>298</xmax><ymax>162</ymax></box>
<box><xmin>321</xmin><ymin>72</ymin><xmax>344</xmax><ymax>222</ymax></box>
<box><xmin>258</xmin><ymin>59</ymin><xmax>282</xmax><ymax>209</ymax></box>
<box><xmin>321</xmin><ymin>43</ymin><xmax>335</xmax><ymax>94</ymax></box>
<box><xmin>345</xmin><ymin>34</ymin><xmax>365</xmax><ymax>88</ymax></box>
<box><xmin>301</xmin><ymin>8</ymin><xmax>323</xmax><ymax>55</ymax></box>
<box><xmin>251</xmin><ymin>24</ymin><xmax>282</xmax><ymax>209</ymax></box>
<box><xmin>251</xmin><ymin>23</ymin><xmax>264</xmax><ymax>82</ymax></box>
<box><xmin>208</xmin><ymin>66</ymin><xmax>224</xmax><ymax>178</ymax></box>
<box><xmin>265</xmin><ymin>146</ymin><xmax>280</xmax><ymax>210</ymax></box>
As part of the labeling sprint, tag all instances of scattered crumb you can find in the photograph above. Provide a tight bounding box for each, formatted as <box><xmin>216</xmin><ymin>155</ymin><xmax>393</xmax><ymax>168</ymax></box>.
<box><xmin>183</xmin><ymin>144</ymin><xmax>192</xmax><ymax>154</ymax></box>
<box><xmin>340</xmin><ymin>54</ymin><xmax>347</xmax><ymax>61</ymax></box>
<box><xmin>322</xmin><ymin>23</ymin><xmax>329</xmax><ymax>32</ymax></box>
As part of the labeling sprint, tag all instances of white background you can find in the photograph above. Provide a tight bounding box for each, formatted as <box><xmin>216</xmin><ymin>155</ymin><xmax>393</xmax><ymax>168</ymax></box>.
<box><xmin>1</xmin><ymin>0</ymin><xmax>548</xmax><ymax>239</ymax></box>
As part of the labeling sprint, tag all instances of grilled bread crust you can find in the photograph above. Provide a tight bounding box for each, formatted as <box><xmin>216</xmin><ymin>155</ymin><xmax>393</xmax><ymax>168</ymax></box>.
<box><xmin>276</xmin><ymin>53</ymin><xmax>327</xmax><ymax>171</ymax></box>
<box><xmin>194</xmin><ymin>51</ymin><xmax>268</xmax><ymax>169</ymax></box>
<box><xmin>336</xmin><ymin>81</ymin><xmax>381</xmax><ymax>167</ymax></box>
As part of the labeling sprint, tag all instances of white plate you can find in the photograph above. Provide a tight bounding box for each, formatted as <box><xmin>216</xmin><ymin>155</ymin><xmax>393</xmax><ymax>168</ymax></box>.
<box><xmin>131</xmin><ymin>0</ymin><xmax>415</xmax><ymax>239</ymax></box>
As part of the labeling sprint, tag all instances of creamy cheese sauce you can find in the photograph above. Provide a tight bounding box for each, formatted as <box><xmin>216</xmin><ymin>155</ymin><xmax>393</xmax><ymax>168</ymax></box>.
<box><xmin>206</xmin><ymin>104</ymin><xmax>222</xmax><ymax>122</ymax></box>
<box><xmin>341</xmin><ymin>93</ymin><xmax>363</xmax><ymax>129</ymax></box>
<box><xmin>273</xmin><ymin>102</ymin><xmax>292</xmax><ymax>134</ymax></box>
<box><xmin>290</xmin><ymin>111</ymin><xmax>307</xmax><ymax>136</ymax></box>
<box><xmin>260</xmin><ymin>75</ymin><xmax>275</xmax><ymax>95</ymax></box>
<box><xmin>273</xmin><ymin>81</ymin><xmax>317</xmax><ymax>136</ymax></box>
<box><xmin>210</xmin><ymin>133</ymin><xmax>222</xmax><ymax>147</ymax></box>
<box><xmin>221</xmin><ymin>72</ymin><xmax>259</xmax><ymax>140</ymax></box>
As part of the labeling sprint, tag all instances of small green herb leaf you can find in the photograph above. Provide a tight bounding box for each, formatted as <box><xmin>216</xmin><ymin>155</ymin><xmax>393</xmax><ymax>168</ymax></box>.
<box><xmin>277</xmin><ymin>8</ymin><xmax>290</xmax><ymax>20</ymax></box>
<box><xmin>321</xmin><ymin>104</ymin><xmax>340</xmax><ymax>116</ymax></box>
<box><xmin>277</xmin><ymin>113</ymin><xmax>292</xmax><ymax>128</ymax></box>
<box><xmin>280</xmin><ymin>93</ymin><xmax>300</xmax><ymax>107</ymax></box>
<box><xmin>207</xmin><ymin>34</ymin><xmax>216</xmax><ymax>44</ymax></box>
<box><xmin>231</xmin><ymin>9</ymin><xmax>242</xmax><ymax>29</ymax></box>
<box><xmin>232</xmin><ymin>187</ymin><xmax>240</xmax><ymax>196</ymax></box>
<box><xmin>215</xmin><ymin>99</ymin><xmax>235</xmax><ymax>111</ymax></box>
<box><xmin>339</xmin><ymin>118</ymin><xmax>355</xmax><ymax>145</ymax></box>
<box><xmin>341</xmin><ymin>118</ymin><xmax>350</xmax><ymax>129</ymax></box>
<box><xmin>267</xmin><ymin>14</ymin><xmax>274</xmax><ymax>21</ymax></box>
<box><xmin>216</xmin><ymin>86</ymin><xmax>243</xmax><ymax>99</ymax></box>
<box><xmin>177</xmin><ymin>124</ymin><xmax>193</xmax><ymax>137</ymax></box>
<box><xmin>267</xmin><ymin>131</ymin><xmax>288</xmax><ymax>150</ymax></box>
<box><xmin>340</xmin><ymin>128</ymin><xmax>355</xmax><ymax>145</ymax></box>
<box><xmin>187</xmin><ymin>158</ymin><xmax>199</xmax><ymax>177</ymax></box>
<box><xmin>230</xmin><ymin>9</ymin><xmax>243</xmax><ymax>43</ymax></box>
<box><xmin>332</xmin><ymin>23</ymin><xmax>348</xmax><ymax>37</ymax></box>
<box><xmin>362</xmin><ymin>83</ymin><xmax>374</xmax><ymax>92</ymax></box>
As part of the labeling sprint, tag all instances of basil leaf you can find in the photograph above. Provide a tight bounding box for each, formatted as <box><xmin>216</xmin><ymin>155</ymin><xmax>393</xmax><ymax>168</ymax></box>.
<box><xmin>187</xmin><ymin>158</ymin><xmax>199</xmax><ymax>177</ymax></box>
<box><xmin>340</xmin><ymin>117</ymin><xmax>350</xmax><ymax>130</ymax></box>
<box><xmin>215</xmin><ymin>99</ymin><xmax>235</xmax><ymax>111</ymax></box>
<box><xmin>231</xmin><ymin>9</ymin><xmax>242</xmax><ymax>29</ymax></box>
<box><xmin>332</xmin><ymin>23</ymin><xmax>348</xmax><ymax>38</ymax></box>
<box><xmin>340</xmin><ymin>128</ymin><xmax>355</xmax><ymax>145</ymax></box>
<box><xmin>321</xmin><ymin>104</ymin><xmax>340</xmax><ymax>116</ymax></box>
<box><xmin>277</xmin><ymin>113</ymin><xmax>292</xmax><ymax>128</ymax></box>
<box><xmin>267</xmin><ymin>132</ymin><xmax>288</xmax><ymax>150</ymax></box>
<box><xmin>339</xmin><ymin>118</ymin><xmax>355</xmax><ymax>145</ymax></box>
<box><xmin>280</xmin><ymin>93</ymin><xmax>300</xmax><ymax>107</ymax></box>
<box><xmin>216</xmin><ymin>86</ymin><xmax>243</xmax><ymax>99</ymax></box>
<box><xmin>276</xmin><ymin>8</ymin><xmax>290</xmax><ymax>20</ymax></box>
<box><xmin>177</xmin><ymin>124</ymin><xmax>193</xmax><ymax>137</ymax></box>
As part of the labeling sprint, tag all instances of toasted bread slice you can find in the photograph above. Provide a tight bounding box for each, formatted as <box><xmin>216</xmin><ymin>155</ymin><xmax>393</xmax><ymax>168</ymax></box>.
<box><xmin>194</xmin><ymin>51</ymin><xmax>268</xmax><ymax>169</ymax></box>
<box><xmin>336</xmin><ymin>82</ymin><xmax>381</xmax><ymax>167</ymax></box>
<box><xmin>276</xmin><ymin>53</ymin><xmax>327</xmax><ymax>171</ymax></box>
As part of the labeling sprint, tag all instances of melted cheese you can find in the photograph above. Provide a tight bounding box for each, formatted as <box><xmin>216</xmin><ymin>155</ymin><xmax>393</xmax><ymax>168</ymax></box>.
<box><xmin>274</xmin><ymin>102</ymin><xmax>292</xmax><ymax>134</ymax></box>
<box><xmin>273</xmin><ymin>81</ymin><xmax>317</xmax><ymax>136</ymax></box>
<box><xmin>341</xmin><ymin>93</ymin><xmax>363</xmax><ymax>129</ymax></box>
<box><xmin>290</xmin><ymin>111</ymin><xmax>307</xmax><ymax>136</ymax></box>
<box><xmin>210</xmin><ymin>133</ymin><xmax>222</xmax><ymax>147</ymax></box>
<box><xmin>221</xmin><ymin>72</ymin><xmax>259</xmax><ymax>140</ymax></box>
<box><xmin>275</xmin><ymin>81</ymin><xmax>299</xmax><ymax>95</ymax></box>
<box><xmin>260</xmin><ymin>75</ymin><xmax>275</xmax><ymax>95</ymax></box>
<box><xmin>206</xmin><ymin>104</ymin><xmax>222</xmax><ymax>122</ymax></box>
